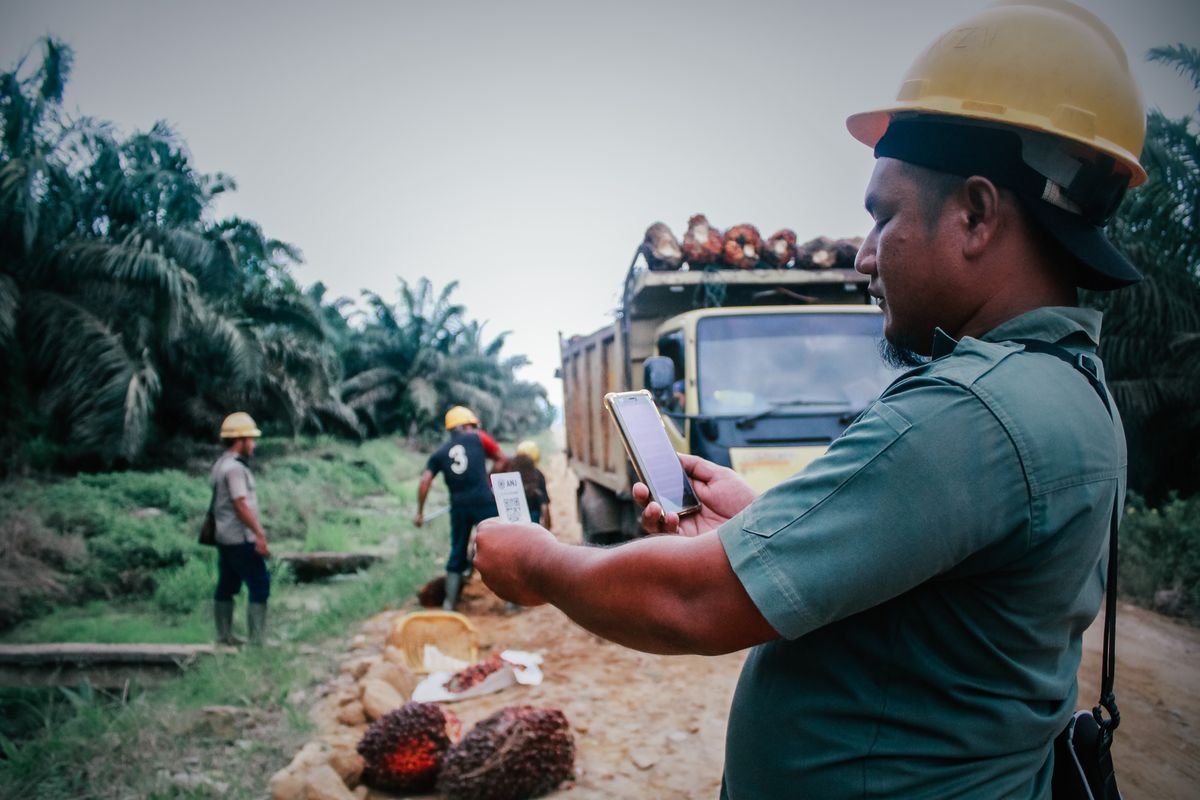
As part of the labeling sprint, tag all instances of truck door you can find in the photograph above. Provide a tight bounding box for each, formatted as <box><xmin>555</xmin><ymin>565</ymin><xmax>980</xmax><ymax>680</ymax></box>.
<box><xmin>655</xmin><ymin>329</ymin><xmax>688</xmax><ymax>452</ymax></box>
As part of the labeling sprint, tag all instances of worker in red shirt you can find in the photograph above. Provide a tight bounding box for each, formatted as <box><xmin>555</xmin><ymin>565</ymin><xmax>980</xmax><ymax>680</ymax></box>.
<box><xmin>415</xmin><ymin>406</ymin><xmax>507</xmax><ymax>610</ymax></box>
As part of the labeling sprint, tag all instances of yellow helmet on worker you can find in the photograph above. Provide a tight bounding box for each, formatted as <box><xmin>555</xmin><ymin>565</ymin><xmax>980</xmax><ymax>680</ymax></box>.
<box><xmin>847</xmin><ymin>0</ymin><xmax>1147</xmax><ymax>290</ymax></box>
<box><xmin>516</xmin><ymin>440</ymin><xmax>540</xmax><ymax>464</ymax></box>
<box><xmin>444</xmin><ymin>405</ymin><xmax>480</xmax><ymax>431</ymax></box>
<box><xmin>219</xmin><ymin>411</ymin><xmax>262</xmax><ymax>439</ymax></box>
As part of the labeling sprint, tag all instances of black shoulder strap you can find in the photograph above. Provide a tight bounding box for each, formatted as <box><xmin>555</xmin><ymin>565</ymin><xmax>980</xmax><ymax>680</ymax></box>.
<box><xmin>1012</xmin><ymin>339</ymin><xmax>1121</xmax><ymax>740</ymax></box>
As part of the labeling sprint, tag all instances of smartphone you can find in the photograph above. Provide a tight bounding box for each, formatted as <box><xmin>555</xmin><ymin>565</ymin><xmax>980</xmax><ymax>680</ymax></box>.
<box><xmin>604</xmin><ymin>390</ymin><xmax>700</xmax><ymax>517</ymax></box>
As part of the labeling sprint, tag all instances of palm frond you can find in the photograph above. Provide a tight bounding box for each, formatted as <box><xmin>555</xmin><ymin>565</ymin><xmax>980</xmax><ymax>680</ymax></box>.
<box><xmin>405</xmin><ymin>376</ymin><xmax>439</xmax><ymax>418</ymax></box>
<box><xmin>0</xmin><ymin>273</ymin><xmax>17</xmax><ymax>347</ymax></box>
<box><xmin>22</xmin><ymin>290</ymin><xmax>139</xmax><ymax>458</ymax></box>
<box><xmin>346</xmin><ymin>382</ymin><xmax>399</xmax><ymax>412</ymax></box>
<box><xmin>442</xmin><ymin>380</ymin><xmax>501</xmax><ymax>425</ymax></box>
<box><xmin>339</xmin><ymin>366</ymin><xmax>402</xmax><ymax>399</ymax></box>
<box><xmin>146</xmin><ymin>226</ymin><xmax>215</xmax><ymax>273</ymax></box>
<box><xmin>1148</xmin><ymin>45</ymin><xmax>1200</xmax><ymax>96</ymax></box>
<box><xmin>54</xmin><ymin>229</ymin><xmax>197</xmax><ymax>314</ymax></box>
<box><xmin>120</xmin><ymin>352</ymin><xmax>160</xmax><ymax>460</ymax></box>
<box><xmin>37</xmin><ymin>38</ymin><xmax>72</xmax><ymax>104</ymax></box>
<box><xmin>243</xmin><ymin>290</ymin><xmax>326</xmax><ymax>340</ymax></box>
<box><xmin>311</xmin><ymin>394</ymin><xmax>365</xmax><ymax>439</ymax></box>
<box><xmin>183</xmin><ymin>300</ymin><xmax>260</xmax><ymax>387</ymax></box>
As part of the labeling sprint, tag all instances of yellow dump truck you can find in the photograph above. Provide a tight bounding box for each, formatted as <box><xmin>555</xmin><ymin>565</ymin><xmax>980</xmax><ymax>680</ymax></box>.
<box><xmin>560</xmin><ymin>261</ymin><xmax>899</xmax><ymax>543</ymax></box>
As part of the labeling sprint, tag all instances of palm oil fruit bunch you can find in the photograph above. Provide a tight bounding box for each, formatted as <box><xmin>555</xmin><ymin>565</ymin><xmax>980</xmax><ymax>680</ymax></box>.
<box><xmin>722</xmin><ymin>224</ymin><xmax>763</xmax><ymax>269</ymax></box>
<box><xmin>438</xmin><ymin>706</ymin><xmax>575</xmax><ymax>800</ymax></box>
<box><xmin>357</xmin><ymin>702</ymin><xmax>454</xmax><ymax>793</ymax></box>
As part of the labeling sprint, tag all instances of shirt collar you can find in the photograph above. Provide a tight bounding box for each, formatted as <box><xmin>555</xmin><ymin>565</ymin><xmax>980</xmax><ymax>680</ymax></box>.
<box><xmin>929</xmin><ymin>306</ymin><xmax>1102</xmax><ymax>358</ymax></box>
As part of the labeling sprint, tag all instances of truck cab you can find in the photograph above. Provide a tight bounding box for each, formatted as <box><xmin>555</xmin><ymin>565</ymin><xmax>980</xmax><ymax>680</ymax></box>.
<box><xmin>650</xmin><ymin>306</ymin><xmax>897</xmax><ymax>494</ymax></box>
<box><xmin>561</xmin><ymin>263</ymin><xmax>900</xmax><ymax>543</ymax></box>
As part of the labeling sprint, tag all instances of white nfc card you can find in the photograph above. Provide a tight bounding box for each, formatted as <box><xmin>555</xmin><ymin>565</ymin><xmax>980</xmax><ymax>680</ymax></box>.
<box><xmin>490</xmin><ymin>472</ymin><xmax>531</xmax><ymax>524</ymax></box>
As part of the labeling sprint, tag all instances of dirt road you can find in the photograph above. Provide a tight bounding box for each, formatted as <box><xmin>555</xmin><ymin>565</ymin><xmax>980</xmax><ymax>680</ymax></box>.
<box><xmin>448</xmin><ymin>454</ymin><xmax>1198</xmax><ymax>798</ymax></box>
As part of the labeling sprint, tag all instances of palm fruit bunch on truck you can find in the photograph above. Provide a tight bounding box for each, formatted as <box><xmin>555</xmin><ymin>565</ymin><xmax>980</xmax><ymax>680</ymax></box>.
<box><xmin>795</xmin><ymin>235</ymin><xmax>862</xmax><ymax>269</ymax></box>
<box><xmin>644</xmin><ymin>216</ymin><xmax>860</xmax><ymax>271</ymax></box>
<box><xmin>681</xmin><ymin>213</ymin><xmax>723</xmax><ymax>265</ymax></box>
<box><xmin>761</xmin><ymin>228</ymin><xmax>798</xmax><ymax>267</ymax></box>
<box><xmin>641</xmin><ymin>222</ymin><xmax>684</xmax><ymax>271</ymax></box>
<box><xmin>722</xmin><ymin>223</ymin><xmax>763</xmax><ymax>269</ymax></box>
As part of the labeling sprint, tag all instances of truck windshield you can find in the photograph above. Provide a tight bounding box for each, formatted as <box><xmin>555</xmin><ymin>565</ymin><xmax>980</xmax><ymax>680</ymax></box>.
<box><xmin>696</xmin><ymin>313</ymin><xmax>900</xmax><ymax>416</ymax></box>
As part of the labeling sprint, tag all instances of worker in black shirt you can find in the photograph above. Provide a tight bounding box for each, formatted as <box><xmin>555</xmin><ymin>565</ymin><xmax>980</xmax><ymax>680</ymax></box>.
<box><xmin>415</xmin><ymin>406</ymin><xmax>507</xmax><ymax>610</ymax></box>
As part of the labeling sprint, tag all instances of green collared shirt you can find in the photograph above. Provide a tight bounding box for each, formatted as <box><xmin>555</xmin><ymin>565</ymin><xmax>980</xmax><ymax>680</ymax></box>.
<box><xmin>718</xmin><ymin>307</ymin><xmax>1125</xmax><ymax>799</ymax></box>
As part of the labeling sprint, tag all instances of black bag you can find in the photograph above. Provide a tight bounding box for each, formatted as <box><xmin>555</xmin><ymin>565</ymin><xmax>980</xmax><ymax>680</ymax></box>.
<box><xmin>1053</xmin><ymin>709</ymin><xmax>1119</xmax><ymax>800</ymax></box>
<box><xmin>1016</xmin><ymin>341</ymin><xmax>1122</xmax><ymax>800</ymax></box>
<box><xmin>199</xmin><ymin>506</ymin><xmax>216</xmax><ymax>546</ymax></box>
<box><xmin>199</xmin><ymin>480</ymin><xmax>217</xmax><ymax>547</ymax></box>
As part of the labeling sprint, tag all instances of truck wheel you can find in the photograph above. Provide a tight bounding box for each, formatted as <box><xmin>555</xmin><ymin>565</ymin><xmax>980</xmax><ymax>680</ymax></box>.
<box><xmin>577</xmin><ymin>481</ymin><xmax>627</xmax><ymax>546</ymax></box>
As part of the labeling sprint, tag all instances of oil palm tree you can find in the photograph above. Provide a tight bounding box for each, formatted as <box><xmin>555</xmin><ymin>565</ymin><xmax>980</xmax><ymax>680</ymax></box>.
<box><xmin>339</xmin><ymin>278</ymin><xmax>552</xmax><ymax>439</ymax></box>
<box><xmin>1088</xmin><ymin>44</ymin><xmax>1200</xmax><ymax>501</ymax></box>
<box><xmin>1</xmin><ymin>38</ymin><xmax>341</xmax><ymax>466</ymax></box>
<box><xmin>340</xmin><ymin>278</ymin><xmax>466</xmax><ymax>435</ymax></box>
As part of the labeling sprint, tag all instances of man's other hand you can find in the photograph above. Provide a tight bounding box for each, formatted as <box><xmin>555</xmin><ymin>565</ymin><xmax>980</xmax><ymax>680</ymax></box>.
<box><xmin>633</xmin><ymin>453</ymin><xmax>756</xmax><ymax>536</ymax></box>
<box><xmin>475</xmin><ymin>519</ymin><xmax>555</xmax><ymax>606</ymax></box>
<box><xmin>413</xmin><ymin>512</ymin><xmax>424</xmax><ymax>528</ymax></box>
<box><xmin>255</xmin><ymin>535</ymin><xmax>270</xmax><ymax>558</ymax></box>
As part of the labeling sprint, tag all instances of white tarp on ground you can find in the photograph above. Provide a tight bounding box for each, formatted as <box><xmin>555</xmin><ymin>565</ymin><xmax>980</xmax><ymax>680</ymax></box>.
<box><xmin>411</xmin><ymin>650</ymin><xmax>543</xmax><ymax>703</ymax></box>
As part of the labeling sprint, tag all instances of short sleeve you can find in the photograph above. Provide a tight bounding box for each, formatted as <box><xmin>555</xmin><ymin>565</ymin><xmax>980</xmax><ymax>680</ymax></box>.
<box><xmin>426</xmin><ymin>451</ymin><xmax>442</xmax><ymax>476</ymax></box>
<box><xmin>718</xmin><ymin>382</ymin><xmax>1030</xmax><ymax>640</ymax></box>
<box><xmin>478</xmin><ymin>431</ymin><xmax>502</xmax><ymax>459</ymax></box>
<box><xmin>224</xmin><ymin>463</ymin><xmax>250</xmax><ymax>501</ymax></box>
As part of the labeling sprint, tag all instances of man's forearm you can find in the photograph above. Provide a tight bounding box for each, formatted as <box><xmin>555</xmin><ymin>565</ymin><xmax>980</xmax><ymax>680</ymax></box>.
<box><xmin>416</xmin><ymin>472</ymin><xmax>433</xmax><ymax>513</ymax></box>
<box><xmin>233</xmin><ymin>499</ymin><xmax>264</xmax><ymax>537</ymax></box>
<box><xmin>522</xmin><ymin>533</ymin><xmax>774</xmax><ymax>656</ymax></box>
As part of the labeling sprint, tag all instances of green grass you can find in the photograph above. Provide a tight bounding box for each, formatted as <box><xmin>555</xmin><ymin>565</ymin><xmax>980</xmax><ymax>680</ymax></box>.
<box><xmin>0</xmin><ymin>435</ymin><xmax>438</xmax><ymax>642</ymax></box>
<box><xmin>2</xmin><ymin>601</ymin><xmax>211</xmax><ymax>645</ymax></box>
<box><xmin>0</xmin><ymin>549</ymin><xmax>444</xmax><ymax>798</ymax></box>
<box><xmin>0</xmin><ymin>431</ymin><xmax>520</xmax><ymax>797</ymax></box>
<box><xmin>1120</xmin><ymin>491</ymin><xmax>1200</xmax><ymax>620</ymax></box>
<box><xmin>0</xmin><ymin>435</ymin><xmax>457</xmax><ymax>798</ymax></box>
<box><xmin>0</xmin><ymin>649</ymin><xmax>317</xmax><ymax>798</ymax></box>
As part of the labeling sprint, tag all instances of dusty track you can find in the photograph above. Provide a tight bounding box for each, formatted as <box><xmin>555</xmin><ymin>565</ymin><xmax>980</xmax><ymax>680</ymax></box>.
<box><xmin>449</xmin><ymin>453</ymin><xmax>1198</xmax><ymax>798</ymax></box>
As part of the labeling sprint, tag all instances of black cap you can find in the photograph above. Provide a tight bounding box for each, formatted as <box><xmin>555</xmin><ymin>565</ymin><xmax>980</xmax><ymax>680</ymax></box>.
<box><xmin>874</xmin><ymin>116</ymin><xmax>1142</xmax><ymax>290</ymax></box>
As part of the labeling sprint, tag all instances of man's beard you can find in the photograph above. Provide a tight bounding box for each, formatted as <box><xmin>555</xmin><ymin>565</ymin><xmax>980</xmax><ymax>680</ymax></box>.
<box><xmin>878</xmin><ymin>337</ymin><xmax>929</xmax><ymax>369</ymax></box>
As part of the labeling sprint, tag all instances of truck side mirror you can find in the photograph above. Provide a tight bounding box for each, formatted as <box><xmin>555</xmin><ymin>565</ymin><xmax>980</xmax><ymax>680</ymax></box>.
<box><xmin>644</xmin><ymin>356</ymin><xmax>676</xmax><ymax>406</ymax></box>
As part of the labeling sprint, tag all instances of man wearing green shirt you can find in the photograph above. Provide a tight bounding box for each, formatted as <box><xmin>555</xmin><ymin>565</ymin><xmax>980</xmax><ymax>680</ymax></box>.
<box><xmin>474</xmin><ymin>1</ymin><xmax>1143</xmax><ymax>796</ymax></box>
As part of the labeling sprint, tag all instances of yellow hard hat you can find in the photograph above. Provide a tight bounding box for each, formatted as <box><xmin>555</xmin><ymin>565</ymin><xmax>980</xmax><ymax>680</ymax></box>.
<box><xmin>219</xmin><ymin>411</ymin><xmax>262</xmax><ymax>439</ymax></box>
<box><xmin>846</xmin><ymin>0</ymin><xmax>1147</xmax><ymax>187</ymax></box>
<box><xmin>444</xmin><ymin>406</ymin><xmax>479</xmax><ymax>431</ymax></box>
<box><xmin>516</xmin><ymin>440</ymin><xmax>540</xmax><ymax>464</ymax></box>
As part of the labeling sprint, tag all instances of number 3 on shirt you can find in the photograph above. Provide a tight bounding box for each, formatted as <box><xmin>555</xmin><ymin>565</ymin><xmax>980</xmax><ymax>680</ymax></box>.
<box><xmin>449</xmin><ymin>444</ymin><xmax>468</xmax><ymax>475</ymax></box>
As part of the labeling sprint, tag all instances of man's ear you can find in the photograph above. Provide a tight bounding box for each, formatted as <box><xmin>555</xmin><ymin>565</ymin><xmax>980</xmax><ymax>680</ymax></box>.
<box><xmin>960</xmin><ymin>176</ymin><xmax>1003</xmax><ymax>260</ymax></box>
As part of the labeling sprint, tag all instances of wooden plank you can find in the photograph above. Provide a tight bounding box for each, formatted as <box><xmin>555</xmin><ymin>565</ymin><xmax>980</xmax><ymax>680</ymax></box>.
<box><xmin>0</xmin><ymin>643</ymin><xmax>234</xmax><ymax>687</ymax></box>
<box><xmin>0</xmin><ymin>643</ymin><xmax>226</xmax><ymax>665</ymax></box>
<box><xmin>275</xmin><ymin>551</ymin><xmax>381</xmax><ymax>581</ymax></box>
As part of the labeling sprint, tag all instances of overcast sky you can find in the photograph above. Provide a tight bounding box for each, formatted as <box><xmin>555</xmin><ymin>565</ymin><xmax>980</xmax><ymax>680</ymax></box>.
<box><xmin>2</xmin><ymin>0</ymin><xmax>1197</xmax><ymax>407</ymax></box>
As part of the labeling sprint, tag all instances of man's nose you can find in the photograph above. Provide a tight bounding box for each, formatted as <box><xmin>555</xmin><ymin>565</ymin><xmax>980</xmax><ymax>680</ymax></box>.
<box><xmin>854</xmin><ymin>236</ymin><xmax>876</xmax><ymax>276</ymax></box>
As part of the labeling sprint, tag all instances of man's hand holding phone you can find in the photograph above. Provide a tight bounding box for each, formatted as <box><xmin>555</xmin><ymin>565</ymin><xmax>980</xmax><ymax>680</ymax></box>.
<box><xmin>633</xmin><ymin>453</ymin><xmax>756</xmax><ymax>537</ymax></box>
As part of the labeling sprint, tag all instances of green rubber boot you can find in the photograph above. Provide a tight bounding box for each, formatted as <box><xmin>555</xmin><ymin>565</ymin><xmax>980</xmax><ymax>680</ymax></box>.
<box><xmin>214</xmin><ymin>600</ymin><xmax>243</xmax><ymax>646</ymax></box>
<box><xmin>442</xmin><ymin>572</ymin><xmax>463</xmax><ymax>611</ymax></box>
<box><xmin>248</xmin><ymin>602</ymin><xmax>268</xmax><ymax>647</ymax></box>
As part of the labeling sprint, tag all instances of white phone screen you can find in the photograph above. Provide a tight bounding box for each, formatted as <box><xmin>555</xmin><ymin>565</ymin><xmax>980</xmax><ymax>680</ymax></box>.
<box><xmin>609</xmin><ymin>393</ymin><xmax>699</xmax><ymax>515</ymax></box>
